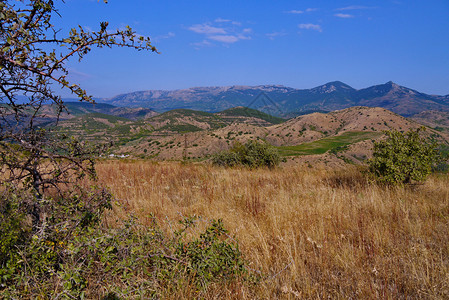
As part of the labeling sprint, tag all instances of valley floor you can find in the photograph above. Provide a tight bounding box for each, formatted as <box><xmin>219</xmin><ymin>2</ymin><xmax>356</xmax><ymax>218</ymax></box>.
<box><xmin>96</xmin><ymin>161</ymin><xmax>449</xmax><ymax>299</ymax></box>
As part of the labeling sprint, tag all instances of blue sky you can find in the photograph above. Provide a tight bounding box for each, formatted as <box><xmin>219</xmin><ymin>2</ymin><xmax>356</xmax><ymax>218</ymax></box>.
<box><xmin>56</xmin><ymin>0</ymin><xmax>449</xmax><ymax>98</ymax></box>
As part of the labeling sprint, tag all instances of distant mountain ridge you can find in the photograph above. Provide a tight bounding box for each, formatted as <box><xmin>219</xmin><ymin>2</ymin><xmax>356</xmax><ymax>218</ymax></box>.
<box><xmin>100</xmin><ymin>81</ymin><xmax>449</xmax><ymax>117</ymax></box>
<box><xmin>40</xmin><ymin>101</ymin><xmax>159</xmax><ymax>121</ymax></box>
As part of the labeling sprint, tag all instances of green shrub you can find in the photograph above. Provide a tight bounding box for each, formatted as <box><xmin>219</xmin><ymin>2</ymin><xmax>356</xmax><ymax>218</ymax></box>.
<box><xmin>177</xmin><ymin>218</ymin><xmax>245</xmax><ymax>285</ymax></box>
<box><xmin>368</xmin><ymin>128</ymin><xmax>441</xmax><ymax>184</ymax></box>
<box><xmin>212</xmin><ymin>151</ymin><xmax>241</xmax><ymax>167</ymax></box>
<box><xmin>212</xmin><ymin>140</ymin><xmax>283</xmax><ymax>168</ymax></box>
<box><xmin>0</xmin><ymin>213</ymin><xmax>250</xmax><ymax>298</ymax></box>
<box><xmin>0</xmin><ymin>185</ymin><xmax>112</xmax><ymax>294</ymax></box>
<box><xmin>0</xmin><ymin>187</ymin><xmax>32</xmax><ymax>283</ymax></box>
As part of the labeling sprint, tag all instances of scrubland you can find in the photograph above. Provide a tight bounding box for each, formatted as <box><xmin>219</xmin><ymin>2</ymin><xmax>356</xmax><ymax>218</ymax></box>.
<box><xmin>96</xmin><ymin>161</ymin><xmax>449</xmax><ymax>299</ymax></box>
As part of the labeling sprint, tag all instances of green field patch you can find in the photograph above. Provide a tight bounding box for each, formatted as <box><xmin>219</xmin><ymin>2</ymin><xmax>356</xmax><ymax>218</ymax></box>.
<box><xmin>277</xmin><ymin>131</ymin><xmax>382</xmax><ymax>156</ymax></box>
<box><xmin>85</xmin><ymin>112</ymin><xmax>131</xmax><ymax>123</ymax></box>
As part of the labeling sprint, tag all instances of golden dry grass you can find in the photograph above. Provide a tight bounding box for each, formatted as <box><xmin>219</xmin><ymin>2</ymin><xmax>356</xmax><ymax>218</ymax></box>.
<box><xmin>96</xmin><ymin>160</ymin><xmax>449</xmax><ymax>299</ymax></box>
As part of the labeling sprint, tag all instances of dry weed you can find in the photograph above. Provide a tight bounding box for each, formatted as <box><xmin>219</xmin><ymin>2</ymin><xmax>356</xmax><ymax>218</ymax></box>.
<box><xmin>96</xmin><ymin>161</ymin><xmax>449</xmax><ymax>299</ymax></box>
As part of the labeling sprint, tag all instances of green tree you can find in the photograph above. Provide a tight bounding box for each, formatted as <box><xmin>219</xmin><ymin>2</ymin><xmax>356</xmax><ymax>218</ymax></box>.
<box><xmin>212</xmin><ymin>140</ymin><xmax>283</xmax><ymax>168</ymax></box>
<box><xmin>368</xmin><ymin>127</ymin><xmax>440</xmax><ymax>184</ymax></box>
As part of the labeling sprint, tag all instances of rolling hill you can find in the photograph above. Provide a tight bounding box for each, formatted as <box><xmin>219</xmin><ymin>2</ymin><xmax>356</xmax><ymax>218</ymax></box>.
<box><xmin>114</xmin><ymin>106</ymin><xmax>448</xmax><ymax>163</ymax></box>
<box><xmin>55</xmin><ymin>106</ymin><xmax>285</xmax><ymax>138</ymax></box>
<box><xmin>144</xmin><ymin>109</ymin><xmax>227</xmax><ymax>132</ymax></box>
<box><xmin>410</xmin><ymin>111</ymin><xmax>449</xmax><ymax>133</ymax></box>
<box><xmin>52</xmin><ymin>104</ymin><xmax>449</xmax><ymax>165</ymax></box>
<box><xmin>53</xmin><ymin>106</ymin><xmax>285</xmax><ymax>148</ymax></box>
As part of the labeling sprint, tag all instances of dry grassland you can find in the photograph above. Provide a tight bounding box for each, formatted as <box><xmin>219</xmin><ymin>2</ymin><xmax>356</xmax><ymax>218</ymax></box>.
<box><xmin>96</xmin><ymin>160</ymin><xmax>449</xmax><ymax>299</ymax></box>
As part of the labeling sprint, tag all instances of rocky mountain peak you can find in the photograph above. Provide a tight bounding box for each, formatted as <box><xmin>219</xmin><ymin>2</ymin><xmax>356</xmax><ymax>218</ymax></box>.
<box><xmin>311</xmin><ymin>81</ymin><xmax>355</xmax><ymax>94</ymax></box>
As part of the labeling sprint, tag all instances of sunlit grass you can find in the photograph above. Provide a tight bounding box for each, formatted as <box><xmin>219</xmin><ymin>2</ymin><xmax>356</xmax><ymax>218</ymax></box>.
<box><xmin>96</xmin><ymin>160</ymin><xmax>449</xmax><ymax>299</ymax></box>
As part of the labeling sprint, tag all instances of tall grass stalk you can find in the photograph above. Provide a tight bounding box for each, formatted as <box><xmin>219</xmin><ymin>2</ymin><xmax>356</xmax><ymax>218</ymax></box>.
<box><xmin>97</xmin><ymin>161</ymin><xmax>449</xmax><ymax>298</ymax></box>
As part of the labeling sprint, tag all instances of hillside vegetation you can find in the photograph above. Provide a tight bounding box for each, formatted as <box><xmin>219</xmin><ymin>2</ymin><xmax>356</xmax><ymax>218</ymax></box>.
<box><xmin>411</xmin><ymin>111</ymin><xmax>449</xmax><ymax>133</ymax></box>
<box><xmin>53</xmin><ymin>106</ymin><xmax>448</xmax><ymax>164</ymax></box>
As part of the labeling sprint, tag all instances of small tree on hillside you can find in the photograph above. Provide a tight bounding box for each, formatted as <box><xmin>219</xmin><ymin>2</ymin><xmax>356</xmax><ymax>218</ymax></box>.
<box><xmin>212</xmin><ymin>140</ymin><xmax>283</xmax><ymax>168</ymax></box>
<box><xmin>368</xmin><ymin>127</ymin><xmax>441</xmax><ymax>184</ymax></box>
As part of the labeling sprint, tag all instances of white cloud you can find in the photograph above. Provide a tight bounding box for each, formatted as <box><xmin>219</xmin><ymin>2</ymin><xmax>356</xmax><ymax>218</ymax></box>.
<box><xmin>188</xmin><ymin>24</ymin><xmax>227</xmax><ymax>35</ymax></box>
<box><xmin>188</xmin><ymin>19</ymin><xmax>252</xmax><ymax>47</ymax></box>
<box><xmin>334</xmin><ymin>13</ymin><xmax>354</xmax><ymax>18</ymax></box>
<box><xmin>237</xmin><ymin>34</ymin><xmax>251</xmax><ymax>40</ymax></box>
<box><xmin>214</xmin><ymin>18</ymin><xmax>241</xmax><ymax>26</ymax></box>
<box><xmin>286</xmin><ymin>10</ymin><xmax>304</xmax><ymax>14</ymax></box>
<box><xmin>210</xmin><ymin>34</ymin><xmax>251</xmax><ymax>43</ymax></box>
<box><xmin>337</xmin><ymin>5</ymin><xmax>376</xmax><ymax>10</ymax></box>
<box><xmin>191</xmin><ymin>40</ymin><xmax>213</xmax><ymax>49</ymax></box>
<box><xmin>215</xmin><ymin>18</ymin><xmax>231</xmax><ymax>23</ymax></box>
<box><xmin>266</xmin><ymin>32</ymin><xmax>287</xmax><ymax>40</ymax></box>
<box><xmin>298</xmin><ymin>23</ymin><xmax>322</xmax><ymax>32</ymax></box>
<box><xmin>286</xmin><ymin>8</ymin><xmax>317</xmax><ymax>14</ymax></box>
<box><xmin>208</xmin><ymin>35</ymin><xmax>240</xmax><ymax>43</ymax></box>
<box><xmin>153</xmin><ymin>32</ymin><xmax>176</xmax><ymax>42</ymax></box>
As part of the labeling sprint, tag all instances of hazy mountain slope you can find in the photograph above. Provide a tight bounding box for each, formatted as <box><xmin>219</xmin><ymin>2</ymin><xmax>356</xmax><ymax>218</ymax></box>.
<box><xmin>410</xmin><ymin>111</ymin><xmax>449</xmax><ymax>133</ymax></box>
<box><xmin>355</xmin><ymin>82</ymin><xmax>449</xmax><ymax>116</ymax></box>
<box><xmin>101</xmin><ymin>81</ymin><xmax>449</xmax><ymax>117</ymax></box>
<box><xmin>108</xmin><ymin>107</ymin><xmax>159</xmax><ymax>120</ymax></box>
<box><xmin>215</xmin><ymin>106</ymin><xmax>285</xmax><ymax>126</ymax></box>
<box><xmin>39</xmin><ymin>102</ymin><xmax>158</xmax><ymax>120</ymax></box>
<box><xmin>106</xmin><ymin>85</ymin><xmax>296</xmax><ymax>112</ymax></box>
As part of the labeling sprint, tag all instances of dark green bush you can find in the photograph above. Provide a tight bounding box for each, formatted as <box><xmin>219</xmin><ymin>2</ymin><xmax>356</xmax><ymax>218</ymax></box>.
<box><xmin>212</xmin><ymin>140</ymin><xmax>283</xmax><ymax>168</ymax></box>
<box><xmin>368</xmin><ymin>128</ymin><xmax>441</xmax><ymax>184</ymax></box>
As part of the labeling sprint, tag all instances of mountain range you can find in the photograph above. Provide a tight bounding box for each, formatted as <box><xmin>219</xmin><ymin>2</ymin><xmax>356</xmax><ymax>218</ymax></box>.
<box><xmin>100</xmin><ymin>81</ymin><xmax>449</xmax><ymax>117</ymax></box>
